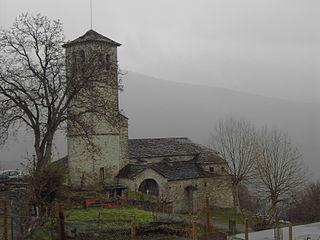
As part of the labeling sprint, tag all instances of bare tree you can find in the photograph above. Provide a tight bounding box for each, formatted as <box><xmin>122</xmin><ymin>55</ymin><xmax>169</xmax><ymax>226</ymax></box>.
<box><xmin>254</xmin><ymin>127</ymin><xmax>306</xmax><ymax>223</ymax></box>
<box><xmin>287</xmin><ymin>181</ymin><xmax>320</xmax><ymax>223</ymax></box>
<box><xmin>0</xmin><ymin>13</ymin><xmax>120</xmax><ymax>170</ymax></box>
<box><xmin>0</xmin><ymin>13</ymin><xmax>123</xmax><ymax>216</ymax></box>
<box><xmin>209</xmin><ymin>116</ymin><xmax>258</xmax><ymax>213</ymax></box>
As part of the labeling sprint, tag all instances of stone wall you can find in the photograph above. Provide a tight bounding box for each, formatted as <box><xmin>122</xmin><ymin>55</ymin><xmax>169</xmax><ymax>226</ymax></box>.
<box><xmin>199</xmin><ymin>163</ymin><xmax>229</xmax><ymax>175</ymax></box>
<box><xmin>68</xmin><ymin>134</ymin><xmax>121</xmax><ymax>186</ymax></box>
<box><xmin>118</xmin><ymin>168</ymin><xmax>168</xmax><ymax>197</ymax></box>
<box><xmin>119</xmin><ymin>115</ymin><xmax>129</xmax><ymax>169</ymax></box>
<box><xmin>165</xmin><ymin>176</ymin><xmax>234</xmax><ymax>213</ymax></box>
<box><xmin>119</xmin><ymin>168</ymin><xmax>234</xmax><ymax>213</ymax></box>
<box><xmin>65</xmin><ymin>37</ymin><xmax>129</xmax><ymax>187</ymax></box>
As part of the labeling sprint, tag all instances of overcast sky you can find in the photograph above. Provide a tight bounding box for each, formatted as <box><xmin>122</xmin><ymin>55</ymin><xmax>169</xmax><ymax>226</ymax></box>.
<box><xmin>1</xmin><ymin>0</ymin><xmax>319</xmax><ymax>103</ymax></box>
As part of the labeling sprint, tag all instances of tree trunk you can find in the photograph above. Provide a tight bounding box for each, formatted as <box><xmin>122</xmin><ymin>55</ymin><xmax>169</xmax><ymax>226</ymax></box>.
<box><xmin>35</xmin><ymin>135</ymin><xmax>54</xmax><ymax>171</ymax></box>
<box><xmin>268</xmin><ymin>198</ymin><xmax>279</xmax><ymax>224</ymax></box>
<box><xmin>232</xmin><ymin>184</ymin><xmax>241</xmax><ymax>214</ymax></box>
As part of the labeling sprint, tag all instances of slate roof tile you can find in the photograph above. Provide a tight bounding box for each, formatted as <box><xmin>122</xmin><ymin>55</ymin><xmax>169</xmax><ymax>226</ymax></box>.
<box><xmin>63</xmin><ymin>29</ymin><xmax>121</xmax><ymax>47</ymax></box>
<box><xmin>128</xmin><ymin>137</ymin><xmax>226</xmax><ymax>164</ymax></box>
<box><xmin>117</xmin><ymin>160</ymin><xmax>218</xmax><ymax>181</ymax></box>
<box><xmin>129</xmin><ymin>137</ymin><xmax>202</xmax><ymax>158</ymax></box>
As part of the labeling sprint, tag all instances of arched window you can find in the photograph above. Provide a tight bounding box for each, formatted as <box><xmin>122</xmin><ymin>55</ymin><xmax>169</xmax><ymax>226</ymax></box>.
<box><xmin>79</xmin><ymin>50</ymin><xmax>85</xmax><ymax>65</ymax></box>
<box><xmin>98</xmin><ymin>53</ymin><xmax>105</xmax><ymax>67</ymax></box>
<box><xmin>106</xmin><ymin>54</ymin><xmax>111</xmax><ymax>70</ymax></box>
<box><xmin>72</xmin><ymin>50</ymin><xmax>85</xmax><ymax>73</ymax></box>
<box><xmin>72</xmin><ymin>51</ymin><xmax>77</xmax><ymax>73</ymax></box>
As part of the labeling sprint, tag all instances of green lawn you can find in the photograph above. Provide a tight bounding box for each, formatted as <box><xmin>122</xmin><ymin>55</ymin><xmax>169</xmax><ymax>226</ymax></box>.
<box><xmin>127</xmin><ymin>190</ymin><xmax>159</xmax><ymax>202</ymax></box>
<box><xmin>209</xmin><ymin>208</ymin><xmax>260</xmax><ymax>226</ymax></box>
<box><xmin>65</xmin><ymin>206</ymin><xmax>155</xmax><ymax>230</ymax></box>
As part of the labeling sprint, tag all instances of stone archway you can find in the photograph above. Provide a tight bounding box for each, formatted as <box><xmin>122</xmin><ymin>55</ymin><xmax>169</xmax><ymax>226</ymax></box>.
<box><xmin>138</xmin><ymin>179</ymin><xmax>159</xmax><ymax>196</ymax></box>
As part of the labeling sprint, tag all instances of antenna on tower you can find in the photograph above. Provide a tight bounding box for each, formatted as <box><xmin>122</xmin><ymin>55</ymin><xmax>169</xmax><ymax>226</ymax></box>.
<box><xmin>90</xmin><ymin>0</ymin><xmax>93</xmax><ymax>29</ymax></box>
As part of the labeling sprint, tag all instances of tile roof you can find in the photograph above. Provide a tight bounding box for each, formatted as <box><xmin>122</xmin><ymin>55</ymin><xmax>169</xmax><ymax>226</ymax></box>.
<box><xmin>63</xmin><ymin>29</ymin><xmax>121</xmax><ymax>47</ymax></box>
<box><xmin>194</xmin><ymin>151</ymin><xmax>226</xmax><ymax>164</ymax></box>
<box><xmin>128</xmin><ymin>137</ymin><xmax>226</xmax><ymax>164</ymax></box>
<box><xmin>128</xmin><ymin>137</ymin><xmax>202</xmax><ymax>158</ymax></box>
<box><xmin>116</xmin><ymin>164</ymin><xmax>147</xmax><ymax>179</ymax></box>
<box><xmin>150</xmin><ymin>161</ymin><xmax>215</xmax><ymax>181</ymax></box>
<box><xmin>117</xmin><ymin>160</ymin><xmax>218</xmax><ymax>181</ymax></box>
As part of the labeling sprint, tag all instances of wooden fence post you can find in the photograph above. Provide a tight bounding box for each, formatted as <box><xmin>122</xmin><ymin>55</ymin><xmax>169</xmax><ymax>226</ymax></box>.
<box><xmin>58</xmin><ymin>204</ymin><xmax>66</xmax><ymax>240</ymax></box>
<box><xmin>192</xmin><ymin>220</ymin><xmax>197</xmax><ymax>240</ymax></box>
<box><xmin>3</xmin><ymin>200</ymin><xmax>8</xmax><ymax>240</ymax></box>
<box><xmin>244</xmin><ymin>218</ymin><xmax>249</xmax><ymax>240</ymax></box>
<box><xmin>131</xmin><ymin>216</ymin><xmax>136</xmax><ymax>240</ymax></box>
<box><xmin>11</xmin><ymin>216</ymin><xmax>14</xmax><ymax>240</ymax></box>
<box><xmin>288</xmin><ymin>222</ymin><xmax>293</xmax><ymax>240</ymax></box>
<box><xmin>205</xmin><ymin>197</ymin><xmax>211</xmax><ymax>240</ymax></box>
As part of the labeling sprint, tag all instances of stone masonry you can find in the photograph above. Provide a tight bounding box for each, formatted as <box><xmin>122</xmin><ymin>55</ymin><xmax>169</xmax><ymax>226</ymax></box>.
<box><xmin>62</xmin><ymin>30</ymin><xmax>234</xmax><ymax>213</ymax></box>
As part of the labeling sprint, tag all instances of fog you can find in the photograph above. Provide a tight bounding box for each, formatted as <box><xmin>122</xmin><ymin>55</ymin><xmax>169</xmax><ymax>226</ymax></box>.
<box><xmin>1</xmin><ymin>0</ymin><xmax>319</xmax><ymax>103</ymax></box>
<box><xmin>0</xmin><ymin>1</ymin><xmax>319</xmax><ymax>178</ymax></box>
<box><xmin>1</xmin><ymin>72</ymin><xmax>319</xmax><ymax>180</ymax></box>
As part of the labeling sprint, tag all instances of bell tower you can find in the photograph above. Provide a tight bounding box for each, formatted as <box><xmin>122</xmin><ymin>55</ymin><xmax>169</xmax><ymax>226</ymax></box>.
<box><xmin>63</xmin><ymin>30</ymin><xmax>128</xmax><ymax>186</ymax></box>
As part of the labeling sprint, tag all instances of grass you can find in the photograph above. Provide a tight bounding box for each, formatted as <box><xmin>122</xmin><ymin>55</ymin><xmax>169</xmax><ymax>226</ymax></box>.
<box><xmin>70</xmin><ymin>189</ymin><xmax>108</xmax><ymax>200</ymax></box>
<box><xmin>127</xmin><ymin>190</ymin><xmax>159</xmax><ymax>202</ymax></box>
<box><xmin>211</xmin><ymin>208</ymin><xmax>257</xmax><ymax>224</ymax></box>
<box><xmin>80</xmin><ymin>234</ymin><xmax>189</xmax><ymax>240</ymax></box>
<box><xmin>65</xmin><ymin>206</ymin><xmax>155</xmax><ymax>230</ymax></box>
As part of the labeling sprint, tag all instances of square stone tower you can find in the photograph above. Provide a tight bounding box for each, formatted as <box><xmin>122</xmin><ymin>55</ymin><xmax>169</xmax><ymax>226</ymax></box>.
<box><xmin>63</xmin><ymin>30</ymin><xmax>128</xmax><ymax>186</ymax></box>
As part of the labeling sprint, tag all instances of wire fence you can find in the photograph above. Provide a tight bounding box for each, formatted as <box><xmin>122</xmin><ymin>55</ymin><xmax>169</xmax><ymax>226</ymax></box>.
<box><xmin>0</xmin><ymin>198</ymin><xmax>230</xmax><ymax>240</ymax></box>
<box><xmin>3</xmin><ymin>192</ymin><xmax>296</xmax><ymax>240</ymax></box>
<box><xmin>0</xmin><ymin>194</ymin><xmax>296</xmax><ymax>240</ymax></box>
<box><xmin>0</xmin><ymin>213</ymin><xmax>196</xmax><ymax>240</ymax></box>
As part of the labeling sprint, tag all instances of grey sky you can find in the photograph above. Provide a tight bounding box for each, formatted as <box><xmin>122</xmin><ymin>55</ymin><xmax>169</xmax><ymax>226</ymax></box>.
<box><xmin>1</xmin><ymin>0</ymin><xmax>319</xmax><ymax>103</ymax></box>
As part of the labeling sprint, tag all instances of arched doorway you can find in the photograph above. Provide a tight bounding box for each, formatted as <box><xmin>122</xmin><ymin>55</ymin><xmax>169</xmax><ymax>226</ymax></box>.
<box><xmin>138</xmin><ymin>179</ymin><xmax>159</xmax><ymax>196</ymax></box>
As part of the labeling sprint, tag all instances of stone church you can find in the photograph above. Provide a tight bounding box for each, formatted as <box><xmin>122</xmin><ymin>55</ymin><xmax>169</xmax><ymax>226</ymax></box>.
<box><xmin>61</xmin><ymin>29</ymin><xmax>234</xmax><ymax>213</ymax></box>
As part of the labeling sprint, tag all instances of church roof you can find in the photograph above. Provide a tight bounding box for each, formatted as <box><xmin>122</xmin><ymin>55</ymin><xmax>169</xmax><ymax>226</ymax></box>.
<box><xmin>63</xmin><ymin>29</ymin><xmax>121</xmax><ymax>47</ymax></box>
<box><xmin>128</xmin><ymin>137</ymin><xmax>226</xmax><ymax>164</ymax></box>
<box><xmin>116</xmin><ymin>161</ymin><xmax>218</xmax><ymax>181</ymax></box>
<box><xmin>150</xmin><ymin>161</ymin><xmax>215</xmax><ymax>180</ymax></box>
<box><xmin>116</xmin><ymin>164</ymin><xmax>147</xmax><ymax>179</ymax></box>
<box><xmin>128</xmin><ymin>137</ymin><xmax>203</xmax><ymax>158</ymax></box>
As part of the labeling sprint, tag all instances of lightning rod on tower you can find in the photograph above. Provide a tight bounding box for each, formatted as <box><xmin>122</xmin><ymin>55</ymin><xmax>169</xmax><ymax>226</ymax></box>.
<box><xmin>90</xmin><ymin>0</ymin><xmax>93</xmax><ymax>29</ymax></box>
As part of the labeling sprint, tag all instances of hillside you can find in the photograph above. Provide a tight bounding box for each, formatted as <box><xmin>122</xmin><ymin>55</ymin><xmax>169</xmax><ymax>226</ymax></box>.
<box><xmin>120</xmin><ymin>72</ymin><xmax>320</xmax><ymax>179</ymax></box>
<box><xmin>1</xmin><ymin>71</ymin><xmax>319</xmax><ymax>179</ymax></box>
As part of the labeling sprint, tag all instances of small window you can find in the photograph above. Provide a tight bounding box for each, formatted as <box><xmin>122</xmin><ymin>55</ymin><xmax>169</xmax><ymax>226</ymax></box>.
<box><xmin>79</xmin><ymin>50</ymin><xmax>85</xmax><ymax>65</ymax></box>
<box><xmin>106</xmin><ymin>54</ymin><xmax>111</xmax><ymax>70</ymax></box>
<box><xmin>209</xmin><ymin>167</ymin><xmax>214</xmax><ymax>172</ymax></box>
<box><xmin>72</xmin><ymin>50</ymin><xmax>85</xmax><ymax>73</ymax></box>
<box><xmin>72</xmin><ymin>52</ymin><xmax>77</xmax><ymax>73</ymax></box>
<box><xmin>116</xmin><ymin>189</ymin><xmax>122</xmax><ymax>198</ymax></box>
<box><xmin>109</xmin><ymin>191</ymin><xmax>115</xmax><ymax>199</ymax></box>
<box><xmin>100</xmin><ymin>167</ymin><xmax>105</xmax><ymax>182</ymax></box>
<box><xmin>204</xmin><ymin>182</ymin><xmax>207</xmax><ymax>187</ymax></box>
<box><xmin>221</xmin><ymin>167</ymin><xmax>225</xmax><ymax>172</ymax></box>
<box><xmin>98</xmin><ymin>53</ymin><xmax>105</xmax><ymax>67</ymax></box>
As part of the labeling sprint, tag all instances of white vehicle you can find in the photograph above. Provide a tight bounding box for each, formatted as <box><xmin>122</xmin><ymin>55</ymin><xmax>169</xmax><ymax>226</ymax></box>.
<box><xmin>0</xmin><ymin>170</ymin><xmax>24</xmax><ymax>182</ymax></box>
